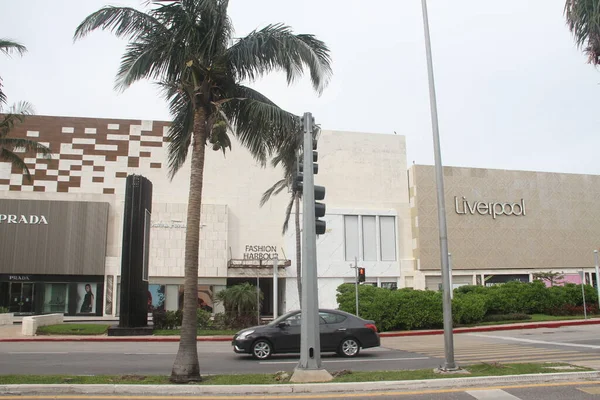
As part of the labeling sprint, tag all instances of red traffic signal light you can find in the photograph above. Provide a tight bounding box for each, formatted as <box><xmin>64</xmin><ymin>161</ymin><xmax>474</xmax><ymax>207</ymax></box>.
<box><xmin>358</xmin><ymin>267</ymin><xmax>366</xmax><ymax>283</ymax></box>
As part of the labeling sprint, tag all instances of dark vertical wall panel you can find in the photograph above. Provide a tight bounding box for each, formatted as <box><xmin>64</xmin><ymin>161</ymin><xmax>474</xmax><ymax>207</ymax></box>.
<box><xmin>0</xmin><ymin>199</ymin><xmax>109</xmax><ymax>275</ymax></box>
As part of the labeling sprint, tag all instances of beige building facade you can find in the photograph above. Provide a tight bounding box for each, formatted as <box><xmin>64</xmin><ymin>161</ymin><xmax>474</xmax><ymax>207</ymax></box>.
<box><xmin>408</xmin><ymin>165</ymin><xmax>600</xmax><ymax>290</ymax></box>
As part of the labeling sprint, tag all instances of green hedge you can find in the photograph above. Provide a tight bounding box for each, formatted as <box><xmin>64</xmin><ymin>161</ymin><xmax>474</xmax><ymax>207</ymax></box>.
<box><xmin>336</xmin><ymin>281</ymin><xmax>599</xmax><ymax>332</ymax></box>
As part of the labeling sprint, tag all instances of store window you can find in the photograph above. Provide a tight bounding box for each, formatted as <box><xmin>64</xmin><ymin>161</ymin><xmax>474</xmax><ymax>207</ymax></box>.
<box><xmin>362</xmin><ymin>216</ymin><xmax>377</xmax><ymax>261</ymax></box>
<box><xmin>148</xmin><ymin>284</ymin><xmax>166</xmax><ymax>312</ymax></box>
<box><xmin>344</xmin><ymin>215</ymin><xmax>397</xmax><ymax>261</ymax></box>
<box><xmin>344</xmin><ymin>215</ymin><xmax>359</xmax><ymax>261</ymax></box>
<box><xmin>76</xmin><ymin>283</ymin><xmax>97</xmax><ymax>314</ymax></box>
<box><xmin>43</xmin><ymin>283</ymin><xmax>69</xmax><ymax>314</ymax></box>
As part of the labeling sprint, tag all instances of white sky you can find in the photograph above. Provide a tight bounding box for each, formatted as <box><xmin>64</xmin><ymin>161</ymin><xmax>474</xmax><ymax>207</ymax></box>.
<box><xmin>2</xmin><ymin>0</ymin><xmax>600</xmax><ymax>174</ymax></box>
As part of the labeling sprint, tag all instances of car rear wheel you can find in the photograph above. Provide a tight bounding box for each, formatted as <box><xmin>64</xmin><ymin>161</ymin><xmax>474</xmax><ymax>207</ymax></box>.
<box><xmin>251</xmin><ymin>339</ymin><xmax>272</xmax><ymax>360</ymax></box>
<box><xmin>338</xmin><ymin>337</ymin><xmax>360</xmax><ymax>357</ymax></box>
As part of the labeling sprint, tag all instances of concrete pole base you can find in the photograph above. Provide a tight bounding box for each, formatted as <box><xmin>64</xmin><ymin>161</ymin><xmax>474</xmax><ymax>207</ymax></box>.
<box><xmin>290</xmin><ymin>368</ymin><xmax>334</xmax><ymax>383</ymax></box>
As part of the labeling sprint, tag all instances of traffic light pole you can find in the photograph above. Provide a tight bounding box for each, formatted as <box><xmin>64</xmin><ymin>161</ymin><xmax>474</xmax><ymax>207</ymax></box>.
<box><xmin>291</xmin><ymin>112</ymin><xmax>332</xmax><ymax>383</ymax></box>
<box><xmin>354</xmin><ymin>257</ymin><xmax>359</xmax><ymax>317</ymax></box>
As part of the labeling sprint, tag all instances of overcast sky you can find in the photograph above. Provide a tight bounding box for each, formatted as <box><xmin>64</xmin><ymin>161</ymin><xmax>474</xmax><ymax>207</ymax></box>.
<box><xmin>2</xmin><ymin>0</ymin><xmax>600</xmax><ymax>175</ymax></box>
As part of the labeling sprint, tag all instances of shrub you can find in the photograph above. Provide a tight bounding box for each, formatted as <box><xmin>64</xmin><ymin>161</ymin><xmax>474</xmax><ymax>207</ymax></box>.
<box><xmin>547</xmin><ymin>304</ymin><xmax>599</xmax><ymax>316</ymax></box>
<box><xmin>0</xmin><ymin>307</ymin><xmax>8</xmax><ymax>314</ymax></box>
<box><xmin>196</xmin><ymin>309</ymin><xmax>213</xmax><ymax>329</ymax></box>
<box><xmin>152</xmin><ymin>310</ymin><xmax>181</xmax><ymax>330</ymax></box>
<box><xmin>452</xmin><ymin>293</ymin><xmax>487</xmax><ymax>325</ymax></box>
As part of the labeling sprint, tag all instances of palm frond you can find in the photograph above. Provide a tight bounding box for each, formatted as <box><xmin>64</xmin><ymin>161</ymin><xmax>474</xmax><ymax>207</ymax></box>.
<box><xmin>0</xmin><ymin>148</ymin><xmax>32</xmax><ymax>181</ymax></box>
<box><xmin>260</xmin><ymin>178</ymin><xmax>287</xmax><ymax>207</ymax></box>
<box><xmin>565</xmin><ymin>0</ymin><xmax>600</xmax><ymax>64</ymax></box>
<box><xmin>226</xmin><ymin>23</ymin><xmax>332</xmax><ymax>94</ymax></box>
<box><xmin>221</xmin><ymin>85</ymin><xmax>300</xmax><ymax>164</ymax></box>
<box><xmin>0</xmin><ymin>39</ymin><xmax>27</xmax><ymax>56</ymax></box>
<box><xmin>158</xmin><ymin>81</ymin><xmax>194</xmax><ymax>179</ymax></box>
<box><xmin>0</xmin><ymin>101</ymin><xmax>35</xmax><ymax>137</ymax></box>
<box><xmin>1</xmin><ymin>137</ymin><xmax>52</xmax><ymax>158</ymax></box>
<box><xmin>73</xmin><ymin>6</ymin><xmax>167</xmax><ymax>42</ymax></box>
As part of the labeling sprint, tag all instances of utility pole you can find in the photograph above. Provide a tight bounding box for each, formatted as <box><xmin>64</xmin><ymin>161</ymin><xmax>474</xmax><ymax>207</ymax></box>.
<box><xmin>594</xmin><ymin>250</ymin><xmax>600</xmax><ymax>308</ymax></box>
<box><xmin>421</xmin><ymin>0</ymin><xmax>457</xmax><ymax>371</ymax></box>
<box><xmin>290</xmin><ymin>112</ymin><xmax>332</xmax><ymax>383</ymax></box>
<box><xmin>352</xmin><ymin>257</ymin><xmax>359</xmax><ymax>317</ymax></box>
<box><xmin>273</xmin><ymin>255</ymin><xmax>279</xmax><ymax>319</ymax></box>
<box><xmin>449</xmin><ymin>253</ymin><xmax>453</xmax><ymax>300</ymax></box>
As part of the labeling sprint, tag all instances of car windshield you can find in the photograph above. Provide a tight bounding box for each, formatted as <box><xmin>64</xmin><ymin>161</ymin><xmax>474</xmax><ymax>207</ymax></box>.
<box><xmin>267</xmin><ymin>311</ymin><xmax>298</xmax><ymax>326</ymax></box>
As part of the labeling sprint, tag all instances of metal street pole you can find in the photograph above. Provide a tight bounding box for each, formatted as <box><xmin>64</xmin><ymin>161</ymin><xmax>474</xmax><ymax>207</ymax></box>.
<box><xmin>421</xmin><ymin>0</ymin><xmax>457</xmax><ymax>371</ymax></box>
<box><xmin>355</xmin><ymin>257</ymin><xmax>359</xmax><ymax>317</ymax></box>
<box><xmin>594</xmin><ymin>250</ymin><xmax>600</xmax><ymax>308</ymax></box>
<box><xmin>296</xmin><ymin>112</ymin><xmax>323</xmax><ymax>371</ymax></box>
<box><xmin>448</xmin><ymin>253</ymin><xmax>453</xmax><ymax>300</ymax></box>
<box><xmin>257</xmin><ymin>271</ymin><xmax>260</xmax><ymax>325</ymax></box>
<box><xmin>273</xmin><ymin>255</ymin><xmax>279</xmax><ymax>319</ymax></box>
<box><xmin>580</xmin><ymin>269</ymin><xmax>587</xmax><ymax>320</ymax></box>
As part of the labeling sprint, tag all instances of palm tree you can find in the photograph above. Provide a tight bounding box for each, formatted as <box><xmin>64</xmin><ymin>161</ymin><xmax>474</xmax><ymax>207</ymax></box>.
<box><xmin>260</xmin><ymin>129</ymin><xmax>303</xmax><ymax>305</ymax></box>
<box><xmin>565</xmin><ymin>0</ymin><xmax>600</xmax><ymax>65</ymax></box>
<box><xmin>0</xmin><ymin>102</ymin><xmax>52</xmax><ymax>181</ymax></box>
<box><xmin>0</xmin><ymin>41</ymin><xmax>52</xmax><ymax>179</ymax></box>
<box><xmin>0</xmin><ymin>39</ymin><xmax>27</xmax><ymax>108</ymax></box>
<box><xmin>74</xmin><ymin>0</ymin><xmax>332</xmax><ymax>383</ymax></box>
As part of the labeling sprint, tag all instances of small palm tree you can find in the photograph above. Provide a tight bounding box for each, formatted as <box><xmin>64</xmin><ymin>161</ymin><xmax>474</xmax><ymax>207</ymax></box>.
<box><xmin>565</xmin><ymin>0</ymin><xmax>600</xmax><ymax>64</ymax></box>
<box><xmin>74</xmin><ymin>0</ymin><xmax>332</xmax><ymax>383</ymax></box>
<box><xmin>216</xmin><ymin>282</ymin><xmax>263</xmax><ymax>317</ymax></box>
<box><xmin>260</xmin><ymin>130</ymin><xmax>303</xmax><ymax>305</ymax></box>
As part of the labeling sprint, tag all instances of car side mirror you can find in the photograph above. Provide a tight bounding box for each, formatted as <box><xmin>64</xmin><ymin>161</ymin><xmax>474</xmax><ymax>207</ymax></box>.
<box><xmin>277</xmin><ymin>322</ymin><xmax>289</xmax><ymax>329</ymax></box>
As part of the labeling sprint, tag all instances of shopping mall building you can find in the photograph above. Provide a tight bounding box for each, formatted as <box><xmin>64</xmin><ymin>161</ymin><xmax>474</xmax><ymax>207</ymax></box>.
<box><xmin>0</xmin><ymin>115</ymin><xmax>598</xmax><ymax>316</ymax></box>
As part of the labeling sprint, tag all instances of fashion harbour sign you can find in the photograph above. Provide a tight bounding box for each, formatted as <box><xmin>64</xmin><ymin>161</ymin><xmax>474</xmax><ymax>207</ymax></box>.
<box><xmin>0</xmin><ymin>214</ymin><xmax>48</xmax><ymax>224</ymax></box>
<box><xmin>454</xmin><ymin>197</ymin><xmax>526</xmax><ymax>219</ymax></box>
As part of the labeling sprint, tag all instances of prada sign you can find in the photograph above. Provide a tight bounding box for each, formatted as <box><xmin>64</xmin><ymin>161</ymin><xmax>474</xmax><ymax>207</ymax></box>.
<box><xmin>0</xmin><ymin>214</ymin><xmax>48</xmax><ymax>224</ymax></box>
<box><xmin>454</xmin><ymin>197</ymin><xmax>526</xmax><ymax>219</ymax></box>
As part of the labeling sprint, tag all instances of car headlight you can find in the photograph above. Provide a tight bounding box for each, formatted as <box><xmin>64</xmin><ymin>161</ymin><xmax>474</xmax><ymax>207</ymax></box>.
<box><xmin>237</xmin><ymin>330</ymin><xmax>255</xmax><ymax>339</ymax></box>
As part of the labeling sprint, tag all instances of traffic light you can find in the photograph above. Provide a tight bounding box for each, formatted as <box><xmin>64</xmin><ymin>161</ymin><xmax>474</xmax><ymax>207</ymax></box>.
<box><xmin>358</xmin><ymin>267</ymin><xmax>366</xmax><ymax>283</ymax></box>
<box><xmin>293</xmin><ymin>115</ymin><xmax>327</xmax><ymax>236</ymax></box>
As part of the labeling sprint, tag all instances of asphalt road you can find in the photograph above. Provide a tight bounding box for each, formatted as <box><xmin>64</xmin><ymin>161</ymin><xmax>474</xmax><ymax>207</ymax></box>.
<box><xmin>1</xmin><ymin>325</ymin><xmax>600</xmax><ymax>376</ymax></box>
<box><xmin>1</xmin><ymin>381</ymin><xmax>600</xmax><ymax>399</ymax></box>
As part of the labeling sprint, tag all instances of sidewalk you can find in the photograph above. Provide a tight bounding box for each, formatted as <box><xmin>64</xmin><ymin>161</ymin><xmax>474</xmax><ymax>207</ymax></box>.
<box><xmin>1</xmin><ymin>317</ymin><xmax>599</xmax><ymax>342</ymax></box>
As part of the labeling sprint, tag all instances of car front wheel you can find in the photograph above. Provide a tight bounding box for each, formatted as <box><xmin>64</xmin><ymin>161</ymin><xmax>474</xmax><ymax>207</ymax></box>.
<box><xmin>338</xmin><ymin>337</ymin><xmax>360</xmax><ymax>357</ymax></box>
<box><xmin>251</xmin><ymin>339</ymin><xmax>273</xmax><ymax>360</ymax></box>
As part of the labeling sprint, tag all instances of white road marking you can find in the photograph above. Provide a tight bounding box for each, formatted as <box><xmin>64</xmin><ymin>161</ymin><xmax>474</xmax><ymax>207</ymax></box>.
<box><xmin>260</xmin><ymin>356</ymin><xmax>429</xmax><ymax>365</ymax></box>
<box><xmin>467</xmin><ymin>333</ymin><xmax>600</xmax><ymax>349</ymax></box>
<box><xmin>124</xmin><ymin>353</ymin><xmax>175</xmax><ymax>355</ymax></box>
<box><xmin>466</xmin><ymin>389</ymin><xmax>521</xmax><ymax>399</ymax></box>
<box><xmin>8</xmin><ymin>352</ymin><xmax>68</xmax><ymax>354</ymax></box>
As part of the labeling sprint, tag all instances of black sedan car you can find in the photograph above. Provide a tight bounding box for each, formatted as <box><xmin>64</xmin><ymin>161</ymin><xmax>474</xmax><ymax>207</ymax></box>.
<box><xmin>232</xmin><ymin>309</ymin><xmax>380</xmax><ymax>360</ymax></box>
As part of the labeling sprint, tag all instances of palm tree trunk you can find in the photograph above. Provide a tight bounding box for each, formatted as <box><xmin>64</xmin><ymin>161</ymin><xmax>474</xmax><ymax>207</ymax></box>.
<box><xmin>170</xmin><ymin>107</ymin><xmax>207</xmax><ymax>383</ymax></box>
<box><xmin>295</xmin><ymin>192</ymin><xmax>302</xmax><ymax>305</ymax></box>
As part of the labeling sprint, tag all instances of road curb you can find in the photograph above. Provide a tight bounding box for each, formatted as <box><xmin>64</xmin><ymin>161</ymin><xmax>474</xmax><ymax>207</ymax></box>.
<box><xmin>1</xmin><ymin>371</ymin><xmax>599</xmax><ymax>396</ymax></box>
<box><xmin>0</xmin><ymin>318</ymin><xmax>598</xmax><ymax>342</ymax></box>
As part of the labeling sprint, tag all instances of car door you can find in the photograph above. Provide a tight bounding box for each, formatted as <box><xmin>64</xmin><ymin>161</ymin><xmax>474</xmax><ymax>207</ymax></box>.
<box><xmin>276</xmin><ymin>312</ymin><xmax>302</xmax><ymax>353</ymax></box>
<box><xmin>318</xmin><ymin>312</ymin><xmax>347</xmax><ymax>351</ymax></box>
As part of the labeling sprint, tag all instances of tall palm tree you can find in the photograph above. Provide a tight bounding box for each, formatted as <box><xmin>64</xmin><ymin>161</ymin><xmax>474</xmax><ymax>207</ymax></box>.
<box><xmin>260</xmin><ymin>129</ymin><xmax>303</xmax><ymax>305</ymax></box>
<box><xmin>74</xmin><ymin>0</ymin><xmax>332</xmax><ymax>383</ymax></box>
<box><xmin>0</xmin><ymin>101</ymin><xmax>52</xmax><ymax>181</ymax></box>
<box><xmin>565</xmin><ymin>0</ymin><xmax>600</xmax><ymax>65</ymax></box>
<box><xmin>0</xmin><ymin>39</ymin><xmax>27</xmax><ymax>108</ymax></box>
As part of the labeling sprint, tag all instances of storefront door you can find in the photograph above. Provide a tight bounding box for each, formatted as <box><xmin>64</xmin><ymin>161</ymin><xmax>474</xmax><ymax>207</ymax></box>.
<box><xmin>9</xmin><ymin>282</ymin><xmax>35</xmax><ymax>314</ymax></box>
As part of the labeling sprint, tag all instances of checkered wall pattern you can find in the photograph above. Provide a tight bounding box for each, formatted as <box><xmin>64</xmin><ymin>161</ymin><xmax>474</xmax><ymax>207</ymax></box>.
<box><xmin>0</xmin><ymin>116</ymin><xmax>170</xmax><ymax>194</ymax></box>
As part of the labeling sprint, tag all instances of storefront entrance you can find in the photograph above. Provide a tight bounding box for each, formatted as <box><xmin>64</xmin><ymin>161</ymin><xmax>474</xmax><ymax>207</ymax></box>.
<box><xmin>8</xmin><ymin>282</ymin><xmax>35</xmax><ymax>314</ymax></box>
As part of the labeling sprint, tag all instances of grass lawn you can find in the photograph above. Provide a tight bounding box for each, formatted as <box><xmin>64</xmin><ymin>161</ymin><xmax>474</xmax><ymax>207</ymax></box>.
<box><xmin>36</xmin><ymin>324</ymin><xmax>110</xmax><ymax>335</ymax></box>
<box><xmin>0</xmin><ymin>363</ymin><xmax>591</xmax><ymax>385</ymax></box>
<box><xmin>153</xmin><ymin>329</ymin><xmax>238</xmax><ymax>336</ymax></box>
